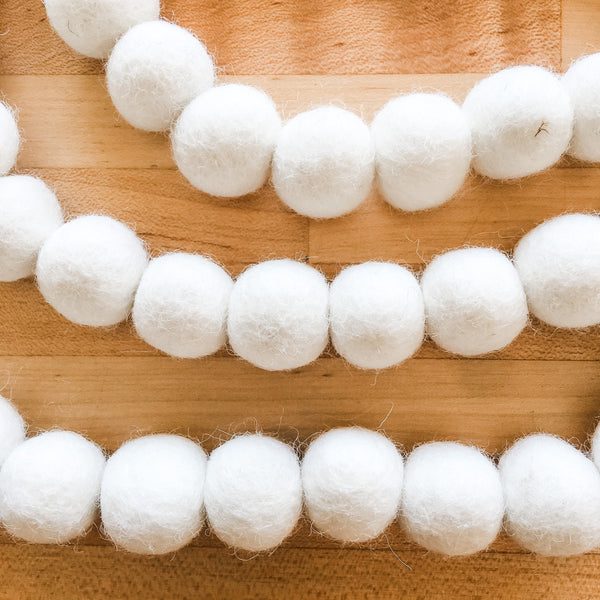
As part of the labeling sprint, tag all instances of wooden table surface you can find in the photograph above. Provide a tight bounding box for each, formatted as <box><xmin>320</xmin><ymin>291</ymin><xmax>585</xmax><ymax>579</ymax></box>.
<box><xmin>1</xmin><ymin>0</ymin><xmax>600</xmax><ymax>598</ymax></box>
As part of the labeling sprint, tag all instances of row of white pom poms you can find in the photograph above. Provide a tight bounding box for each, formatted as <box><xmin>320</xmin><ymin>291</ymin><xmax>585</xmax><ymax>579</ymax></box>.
<box><xmin>16</xmin><ymin>0</ymin><xmax>597</xmax><ymax>217</ymax></box>
<box><xmin>0</xmin><ymin>175</ymin><xmax>599</xmax><ymax>370</ymax></box>
<box><xmin>1</xmin><ymin>396</ymin><xmax>600</xmax><ymax>558</ymax></box>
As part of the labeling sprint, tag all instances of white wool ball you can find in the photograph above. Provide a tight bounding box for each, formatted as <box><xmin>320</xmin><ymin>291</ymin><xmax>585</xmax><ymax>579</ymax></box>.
<box><xmin>172</xmin><ymin>84</ymin><xmax>281</xmax><ymax>197</ymax></box>
<box><xmin>513</xmin><ymin>213</ymin><xmax>600</xmax><ymax>328</ymax></box>
<box><xmin>401</xmin><ymin>442</ymin><xmax>503</xmax><ymax>556</ymax></box>
<box><xmin>227</xmin><ymin>259</ymin><xmax>329</xmax><ymax>371</ymax></box>
<box><xmin>44</xmin><ymin>0</ymin><xmax>160</xmax><ymax>59</ymax></box>
<box><xmin>0</xmin><ymin>175</ymin><xmax>63</xmax><ymax>282</ymax></box>
<box><xmin>101</xmin><ymin>435</ymin><xmax>207</xmax><ymax>555</ymax></box>
<box><xmin>463</xmin><ymin>66</ymin><xmax>573</xmax><ymax>179</ymax></box>
<box><xmin>204</xmin><ymin>435</ymin><xmax>302</xmax><ymax>552</ymax></box>
<box><xmin>591</xmin><ymin>421</ymin><xmax>600</xmax><ymax>470</ymax></box>
<box><xmin>421</xmin><ymin>247</ymin><xmax>528</xmax><ymax>356</ymax></box>
<box><xmin>272</xmin><ymin>106</ymin><xmax>374</xmax><ymax>218</ymax></box>
<box><xmin>36</xmin><ymin>215</ymin><xmax>148</xmax><ymax>327</ymax></box>
<box><xmin>562</xmin><ymin>53</ymin><xmax>600</xmax><ymax>161</ymax></box>
<box><xmin>106</xmin><ymin>21</ymin><xmax>214</xmax><ymax>131</ymax></box>
<box><xmin>329</xmin><ymin>262</ymin><xmax>424</xmax><ymax>369</ymax></box>
<box><xmin>371</xmin><ymin>93</ymin><xmax>472</xmax><ymax>211</ymax></box>
<box><xmin>0</xmin><ymin>431</ymin><xmax>105</xmax><ymax>544</ymax></box>
<box><xmin>302</xmin><ymin>428</ymin><xmax>403</xmax><ymax>543</ymax></box>
<box><xmin>0</xmin><ymin>103</ymin><xmax>19</xmax><ymax>176</ymax></box>
<box><xmin>500</xmin><ymin>434</ymin><xmax>600</xmax><ymax>556</ymax></box>
<box><xmin>133</xmin><ymin>253</ymin><xmax>232</xmax><ymax>359</ymax></box>
<box><xmin>0</xmin><ymin>397</ymin><xmax>25</xmax><ymax>466</ymax></box>
<box><xmin>592</xmin><ymin>422</ymin><xmax>600</xmax><ymax>469</ymax></box>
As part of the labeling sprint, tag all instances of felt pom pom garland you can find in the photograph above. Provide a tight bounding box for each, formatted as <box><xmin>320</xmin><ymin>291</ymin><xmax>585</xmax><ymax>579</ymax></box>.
<box><xmin>2</xmin><ymin>100</ymin><xmax>600</xmax><ymax>360</ymax></box>
<box><xmin>0</xmin><ymin>1</ymin><xmax>597</xmax><ymax>563</ymax></box>
<box><xmin>2</xmin><ymin>395</ymin><xmax>600</xmax><ymax>558</ymax></box>
<box><xmin>1</xmin><ymin>170</ymin><xmax>600</xmax><ymax>371</ymax></box>
<box><xmin>39</xmin><ymin>0</ymin><xmax>600</xmax><ymax>217</ymax></box>
<box><xmin>0</xmin><ymin>8</ymin><xmax>598</xmax><ymax>368</ymax></box>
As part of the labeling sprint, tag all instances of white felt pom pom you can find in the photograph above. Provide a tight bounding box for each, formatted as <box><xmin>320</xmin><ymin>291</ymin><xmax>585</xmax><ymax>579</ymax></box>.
<box><xmin>591</xmin><ymin>422</ymin><xmax>600</xmax><ymax>470</ymax></box>
<box><xmin>0</xmin><ymin>397</ymin><xmax>25</xmax><ymax>466</ymax></box>
<box><xmin>401</xmin><ymin>442</ymin><xmax>503</xmax><ymax>556</ymax></box>
<box><xmin>592</xmin><ymin>423</ymin><xmax>600</xmax><ymax>470</ymax></box>
<box><xmin>205</xmin><ymin>435</ymin><xmax>302</xmax><ymax>552</ymax></box>
<box><xmin>499</xmin><ymin>434</ymin><xmax>600</xmax><ymax>556</ymax></box>
<box><xmin>562</xmin><ymin>53</ymin><xmax>600</xmax><ymax>162</ymax></box>
<box><xmin>302</xmin><ymin>428</ymin><xmax>403</xmax><ymax>543</ymax></box>
<box><xmin>101</xmin><ymin>435</ymin><xmax>207</xmax><ymax>555</ymax></box>
<box><xmin>272</xmin><ymin>106</ymin><xmax>375</xmax><ymax>218</ymax></box>
<box><xmin>0</xmin><ymin>103</ymin><xmax>19</xmax><ymax>176</ymax></box>
<box><xmin>0</xmin><ymin>431</ymin><xmax>105</xmax><ymax>544</ymax></box>
<box><xmin>44</xmin><ymin>0</ymin><xmax>160</xmax><ymax>59</ymax></box>
<box><xmin>133</xmin><ymin>253</ymin><xmax>233</xmax><ymax>359</ymax></box>
<box><xmin>0</xmin><ymin>175</ymin><xmax>63</xmax><ymax>282</ymax></box>
<box><xmin>106</xmin><ymin>21</ymin><xmax>214</xmax><ymax>131</ymax></box>
<box><xmin>36</xmin><ymin>215</ymin><xmax>148</xmax><ymax>327</ymax></box>
<box><xmin>513</xmin><ymin>213</ymin><xmax>600</xmax><ymax>328</ymax></box>
<box><xmin>329</xmin><ymin>262</ymin><xmax>424</xmax><ymax>369</ymax></box>
<box><xmin>172</xmin><ymin>84</ymin><xmax>281</xmax><ymax>197</ymax></box>
<box><xmin>463</xmin><ymin>66</ymin><xmax>573</xmax><ymax>179</ymax></box>
<box><xmin>421</xmin><ymin>247</ymin><xmax>528</xmax><ymax>356</ymax></box>
<box><xmin>227</xmin><ymin>259</ymin><xmax>329</xmax><ymax>371</ymax></box>
<box><xmin>371</xmin><ymin>93</ymin><xmax>472</xmax><ymax>211</ymax></box>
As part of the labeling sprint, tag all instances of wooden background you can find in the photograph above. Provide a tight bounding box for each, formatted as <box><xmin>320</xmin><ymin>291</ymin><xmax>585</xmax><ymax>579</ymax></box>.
<box><xmin>0</xmin><ymin>0</ymin><xmax>600</xmax><ymax>598</ymax></box>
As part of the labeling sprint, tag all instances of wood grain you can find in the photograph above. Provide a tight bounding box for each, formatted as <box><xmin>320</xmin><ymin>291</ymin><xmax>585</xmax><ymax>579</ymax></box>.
<box><xmin>0</xmin><ymin>0</ymin><xmax>599</xmax><ymax>598</ymax></box>
<box><xmin>2</xmin><ymin>356</ymin><xmax>600</xmax><ymax>453</ymax></box>
<box><xmin>0</xmin><ymin>0</ymin><xmax>561</xmax><ymax>75</ymax></box>
<box><xmin>3</xmin><ymin>540</ymin><xmax>600</xmax><ymax>600</ymax></box>
<box><xmin>561</xmin><ymin>0</ymin><xmax>600</xmax><ymax>66</ymax></box>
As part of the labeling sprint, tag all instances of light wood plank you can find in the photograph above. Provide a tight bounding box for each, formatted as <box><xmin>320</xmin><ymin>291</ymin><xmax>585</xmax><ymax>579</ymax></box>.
<box><xmin>0</xmin><ymin>74</ymin><xmax>483</xmax><ymax>169</ymax></box>
<box><xmin>0</xmin><ymin>356</ymin><xmax>597</xmax><ymax>453</ymax></box>
<box><xmin>0</xmin><ymin>541</ymin><xmax>597</xmax><ymax>600</ymax></box>
<box><xmin>0</xmin><ymin>0</ymin><xmax>560</xmax><ymax>76</ymax></box>
<box><xmin>562</xmin><ymin>0</ymin><xmax>600</xmax><ymax>68</ymax></box>
<box><xmin>2</xmin><ymin>74</ymin><xmax>594</xmax><ymax>170</ymax></box>
<box><xmin>22</xmin><ymin>168</ymin><xmax>308</xmax><ymax>268</ymax></box>
<box><xmin>309</xmin><ymin>167</ymin><xmax>600</xmax><ymax>265</ymax></box>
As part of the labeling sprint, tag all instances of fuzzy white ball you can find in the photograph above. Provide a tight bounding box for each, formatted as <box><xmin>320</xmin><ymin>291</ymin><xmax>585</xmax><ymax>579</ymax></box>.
<box><xmin>0</xmin><ymin>431</ymin><xmax>105</xmax><ymax>544</ymax></box>
<box><xmin>227</xmin><ymin>259</ymin><xmax>329</xmax><ymax>371</ymax></box>
<box><xmin>172</xmin><ymin>84</ymin><xmax>281</xmax><ymax>197</ymax></box>
<box><xmin>463</xmin><ymin>66</ymin><xmax>573</xmax><ymax>179</ymax></box>
<box><xmin>401</xmin><ymin>442</ymin><xmax>503</xmax><ymax>556</ymax></box>
<box><xmin>591</xmin><ymin>421</ymin><xmax>600</xmax><ymax>470</ymax></box>
<box><xmin>499</xmin><ymin>434</ymin><xmax>600</xmax><ymax>556</ymax></box>
<box><xmin>513</xmin><ymin>213</ymin><xmax>600</xmax><ymax>328</ymax></box>
<box><xmin>44</xmin><ymin>0</ymin><xmax>160</xmax><ymax>59</ymax></box>
<box><xmin>0</xmin><ymin>397</ymin><xmax>25</xmax><ymax>467</ymax></box>
<box><xmin>133</xmin><ymin>253</ymin><xmax>232</xmax><ymax>359</ymax></box>
<box><xmin>0</xmin><ymin>103</ymin><xmax>19</xmax><ymax>176</ymax></box>
<box><xmin>101</xmin><ymin>435</ymin><xmax>207</xmax><ymax>555</ymax></box>
<box><xmin>0</xmin><ymin>175</ymin><xmax>63</xmax><ymax>282</ymax></box>
<box><xmin>371</xmin><ymin>93</ymin><xmax>472</xmax><ymax>211</ymax></box>
<box><xmin>204</xmin><ymin>435</ymin><xmax>302</xmax><ymax>552</ymax></box>
<box><xmin>272</xmin><ymin>106</ymin><xmax>374</xmax><ymax>218</ymax></box>
<box><xmin>329</xmin><ymin>262</ymin><xmax>424</xmax><ymax>369</ymax></box>
<box><xmin>36</xmin><ymin>215</ymin><xmax>148</xmax><ymax>327</ymax></box>
<box><xmin>421</xmin><ymin>247</ymin><xmax>528</xmax><ymax>356</ymax></box>
<box><xmin>562</xmin><ymin>53</ymin><xmax>600</xmax><ymax>162</ymax></box>
<box><xmin>302</xmin><ymin>428</ymin><xmax>403</xmax><ymax>543</ymax></box>
<box><xmin>106</xmin><ymin>20</ymin><xmax>214</xmax><ymax>131</ymax></box>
